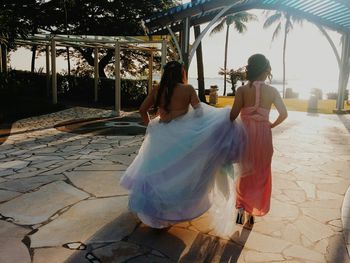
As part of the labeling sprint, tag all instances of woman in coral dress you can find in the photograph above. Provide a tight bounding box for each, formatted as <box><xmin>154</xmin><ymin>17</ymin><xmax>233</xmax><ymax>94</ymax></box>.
<box><xmin>120</xmin><ymin>61</ymin><xmax>246</xmax><ymax>229</ymax></box>
<box><xmin>230</xmin><ymin>54</ymin><xmax>288</xmax><ymax>228</ymax></box>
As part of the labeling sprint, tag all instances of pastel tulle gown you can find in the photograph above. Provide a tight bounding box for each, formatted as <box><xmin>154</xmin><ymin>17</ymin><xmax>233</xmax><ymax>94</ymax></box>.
<box><xmin>120</xmin><ymin>103</ymin><xmax>246</xmax><ymax>228</ymax></box>
<box><xmin>235</xmin><ymin>81</ymin><xmax>273</xmax><ymax>216</ymax></box>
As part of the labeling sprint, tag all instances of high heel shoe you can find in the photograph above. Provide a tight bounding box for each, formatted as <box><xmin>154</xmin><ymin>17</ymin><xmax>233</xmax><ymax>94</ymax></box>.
<box><xmin>244</xmin><ymin>214</ymin><xmax>255</xmax><ymax>229</ymax></box>
<box><xmin>236</xmin><ymin>208</ymin><xmax>245</xmax><ymax>225</ymax></box>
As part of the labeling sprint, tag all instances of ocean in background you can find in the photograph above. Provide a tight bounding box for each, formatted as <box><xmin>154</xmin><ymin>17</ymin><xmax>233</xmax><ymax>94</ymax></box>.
<box><xmin>187</xmin><ymin>77</ymin><xmax>341</xmax><ymax>100</ymax></box>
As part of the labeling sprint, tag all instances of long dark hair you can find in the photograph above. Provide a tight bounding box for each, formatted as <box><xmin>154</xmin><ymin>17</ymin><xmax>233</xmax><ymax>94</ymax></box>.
<box><xmin>246</xmin><ymin>54</ymin><xmax>272</xmax><ymax>84</ymax></box>
<box><xmin>154</xmin><ymin>61</ymin><xmax>186</xmax><ymax>112</ymax></box>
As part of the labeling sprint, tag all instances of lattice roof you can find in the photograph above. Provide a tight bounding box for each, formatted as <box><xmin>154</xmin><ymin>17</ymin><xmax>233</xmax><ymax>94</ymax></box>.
<box><xmin>145</xmin><ymin>0</ymin><xmax>350</xmax><ymax>35</ymax></box>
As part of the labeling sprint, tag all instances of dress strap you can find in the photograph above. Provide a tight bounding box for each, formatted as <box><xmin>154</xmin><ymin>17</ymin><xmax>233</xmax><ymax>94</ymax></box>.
<box><xmin>252</xmin><ymin>81</ymin><xmax>264</xmax><ymax>107</ymax></box>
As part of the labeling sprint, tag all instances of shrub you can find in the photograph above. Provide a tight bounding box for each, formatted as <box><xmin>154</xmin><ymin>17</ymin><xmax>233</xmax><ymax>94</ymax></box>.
<box><xmin>285</xmin><ymin>88</ymin><xmax>299</xmax><ymax>99</ymax></box>
<box><xmin>0</xmin><ymin>70</ymin><xmax>148</xmax><ymax>122</ymax></box>
<box><xmin>326</xmin><ymin>90</ymin><xmax>348</xmax><ymax>100</ymax></box>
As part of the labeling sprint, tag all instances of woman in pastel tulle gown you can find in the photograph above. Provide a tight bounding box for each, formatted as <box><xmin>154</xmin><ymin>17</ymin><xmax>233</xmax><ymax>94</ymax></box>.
<box><xmin>230</xmin><ymin>54</ymin><xmax>288</xmax><ymax>229</ymax></box>
<box><xmin>120</xmin><ymin>61</ymin><xmax>246</xmax><ymax>229</ymax></box>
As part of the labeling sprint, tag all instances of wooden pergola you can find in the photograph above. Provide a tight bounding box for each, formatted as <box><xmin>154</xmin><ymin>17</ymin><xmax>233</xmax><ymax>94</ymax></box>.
<box><xmin>4</xmin><ymin>34</ymin><xmax>168</xmax><ymax>116</ymax></box>
<box><xmin>145</xmin><ymin>0</ymin><xmax>350</xmax><ymax>111</ymax></box>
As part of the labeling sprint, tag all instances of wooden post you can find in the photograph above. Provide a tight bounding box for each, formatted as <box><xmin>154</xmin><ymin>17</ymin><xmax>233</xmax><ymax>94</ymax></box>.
<box><xmin>0</xmin><ymin>44</ymin><xmax>2</xmax><ymax>73</ymax></box>
<box><xmin>114</xmin><ymin>42</ymin><xmax>121</xmax><ymax>116</ymax></box>
<box><xmin>94</xmin><ymin>48</ymin><xmax>99</xmax><ymax>102</ymax></box>
<box><xmin>46</xmin><ymin>45</ymin><xmax>50</xmax><ymax>97</ymax></box>
<box><xmin>51</xmin><ymin>39</ymin><xmax>57</xmax><ymax>104</ymax></box>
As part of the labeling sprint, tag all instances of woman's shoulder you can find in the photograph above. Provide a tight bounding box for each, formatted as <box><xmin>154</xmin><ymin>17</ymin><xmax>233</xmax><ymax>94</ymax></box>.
<box><xmin>264</xmin><ymin>84</ymin><xmax>279</xmax><ymax>93</ymax></box>
<box><xmin>177</xmin><ymin>83</ymin><xmax>195</xmax><ymax>92</ymax></box>
<box><xmin>177</xmin><ymin>83</ymin><xmax>194</xmax><ymax>88</ymax></box>
<box><xmin>237</xmin><ymin>84</ymin><xmax>249</xmax><ymax>92</ymax></box>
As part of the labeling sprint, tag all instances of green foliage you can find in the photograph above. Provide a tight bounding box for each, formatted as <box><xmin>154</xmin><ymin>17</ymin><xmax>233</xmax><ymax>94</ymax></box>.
<box><xmin>0</xmin><ymin>70</ymin><xmax>62</xmax><ymax>121</ymax></box>
<box><xmin>56</xmin><ymin>74</ymin><xmax>148</xmax><ymax>108</ymax></box>
<box><xmin>0</xmin><ymin>0</ymin><xmax>37</xmax><ymax>47</ymax></box>
<box><xmin>98</xmin><ymin>78</ymin><xmax>148</xmax><ymax>108</ymax></box>
<box><xmin>0</xmin><ymin>70</ymin><xmax>148</xmax><ymax>121</ymax></box>
<box><xmin>38</xmin><ymin>0</ymin><xmax>178</xmax><ymax>36</ymax></box>
<box><xmin>210</xmin><ymin>12</ymin><xmax>258</xmax><ymax>36</ymax></box>
<box><xmin>263</xmin><ymin>11</ymin><xmax>303</xmax><ymax>42</ymax></box>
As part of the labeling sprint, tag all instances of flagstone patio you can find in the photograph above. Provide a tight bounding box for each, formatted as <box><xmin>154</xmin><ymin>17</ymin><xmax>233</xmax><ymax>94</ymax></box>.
<box><xmin>0</xmin><ymin>107</ymin><xmax>350</xmax><ymax>263</ymax></box>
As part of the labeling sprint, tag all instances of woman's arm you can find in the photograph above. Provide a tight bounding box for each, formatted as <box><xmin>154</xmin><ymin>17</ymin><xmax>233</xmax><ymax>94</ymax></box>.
<box><xmin>271</xmin><ymin>88</ymin><xmax>288</xmax><ymax>128</ymax></box>
<box><xmin>139</xmin><ymin>87</ymin><xmax>157</xmax><ymax>125</ymax></box>
<box><xmin>230</xmin><ymin>87</ymin><xmax>243</xmax><ymax>121</ymax></box>
<box><xmin>189</xmin><ymin>85</ymin><xmax>201</xmax><ymax>108</ymax></box>
<box><xmin>189</xmin><ymin>85</ymin><xmax>203</xmax><ymax>117</ymax></box>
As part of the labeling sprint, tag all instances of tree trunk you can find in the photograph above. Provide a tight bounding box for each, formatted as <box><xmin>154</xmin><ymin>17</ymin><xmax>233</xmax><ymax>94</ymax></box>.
<box><xmin>223</xmin><ymin>24</ymin><xmax>230</xmax><ymax>96</ymax></box>
<box><xmin>98</xmin><ymin>49</ymin><xmax>114</xmax><ymax>78</ymax></box>
<box><xmin>282</xmin><ymin>20</ymin><xmax>288</xmax><ymax>99</ymax></box>
<box><xmin>76</xmin><ymin>47</ymin><xmax>113</xmax><ymax>78</ymax></box>
<box><xmin>66</xmin><ymin>47</ymin><xmax>71</xmax><ymax>77</ymax></box>
<box><xmin>193</xmin><ymin>25</ymin><xmax>207</xmax><ymax>103</ymax></box>
<box><xmin>1</xmin><ymin>44</ymin><xmax>7</xmax><ymax>73</ymax></box>
<box><xmin>31</xmin><ymin>45</ymin><xmax>37</xmax><ymax>73</ymax></box>
<box><xmin>64</xmin><ymin>1</ymin><xmax>71</xmax><ymax>77</ymax></box>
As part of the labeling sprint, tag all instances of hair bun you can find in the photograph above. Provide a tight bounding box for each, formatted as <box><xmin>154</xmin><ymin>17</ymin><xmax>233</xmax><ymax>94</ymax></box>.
<box><xmin>246</xmin><ymin>54</ymin><xmax>270</xmax><ymax>81</ymax></box>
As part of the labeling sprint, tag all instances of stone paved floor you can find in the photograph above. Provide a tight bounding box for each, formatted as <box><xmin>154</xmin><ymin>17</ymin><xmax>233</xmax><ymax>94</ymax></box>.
<box><xmin>0</xmin><ymin>107</ymin><xmax>350</xmax><ymax>263</ymax></box>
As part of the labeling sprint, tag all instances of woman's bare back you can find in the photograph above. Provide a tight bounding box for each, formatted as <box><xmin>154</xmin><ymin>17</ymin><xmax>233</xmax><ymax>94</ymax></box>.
<box><xmin>157</xmin><ymin>83</ymin><xmax>199</xmax><ymax>122</ymax></box>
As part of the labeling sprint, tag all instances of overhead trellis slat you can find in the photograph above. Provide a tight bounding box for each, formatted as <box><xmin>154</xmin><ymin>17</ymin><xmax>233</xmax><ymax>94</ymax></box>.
<box><xmin>304</xmin><ymin>2</ymin><xmax>334</xmax><ymax>15</ymax></box>
<box><xmin>290</xmin><ymin>0</ymin><xmax>315</xmax><ymax>10</ymax></box>
<box><xmin>302</xmin><ymin>1</ymin><xmax>326</xmax><ymax>13</ymax></box>
<box><xmin>333</xmin><ymin>13</ymin><xmax>350</xmax><ymax>23</ymax></box>
<box><xmin>315</xmin><ymin>4</ymin><xmax>343</xmax><ymax>17</ymax></box>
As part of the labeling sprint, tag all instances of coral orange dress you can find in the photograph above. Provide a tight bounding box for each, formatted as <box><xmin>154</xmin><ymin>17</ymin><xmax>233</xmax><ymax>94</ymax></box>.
<box><xmin>236</xmin><ymin>81</ymin><xmax>273</xmax><ymax>216</ymax></box>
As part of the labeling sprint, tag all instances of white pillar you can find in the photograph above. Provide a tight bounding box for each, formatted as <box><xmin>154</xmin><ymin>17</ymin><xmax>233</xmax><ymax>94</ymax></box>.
<box><xmin>336</xmin><ymin>34</ymin><xmax>350</xmax><ymax>110</ymax></box>
<box><xmin>51</xmin><ymin>39</ymin><xmax>57</xmax><ymax>104</ymax></box>
<box><xmin>166</xmin><ymin>26</ymin><xmax>183</xmax><ymax>62</ymax></box>
<box><xmin>46</xmin><ymin>45</ymin><xmax>50</xmax><ymax>97</ymax></box>
<box><xmin>161</xmin><ymin>39</ymin><xmax>167</xmax><ymax>75</ymax></box>
<box><xmin>114</xmin><ymin>42</ymin><xmax>121</xmax><ymax>116</ymax></box>
<box><xmin>94</xmin><ymin>48</ymin><xmax>99</xmax><ymax>102</ymax></box>
<box><xmin>148</xmin><ymin>51</ymin><xmax>153</xmax><ymax>94</ymax></box>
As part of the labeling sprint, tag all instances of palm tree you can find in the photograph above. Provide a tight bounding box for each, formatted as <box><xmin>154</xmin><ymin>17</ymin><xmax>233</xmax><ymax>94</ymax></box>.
<box><xmin>263</xmin><ymin>11</ymin><xmax>302</xmax><ymax>98</ymax></box>
<box><xmin>63</xmin><ymin>0</ymin><xmax>71</xmax><ymax>77</ymax></box>
<box><xmin>210</xmin><ymin>12</ymin><xmax>257</xmax><ymax>96</ymax></box>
